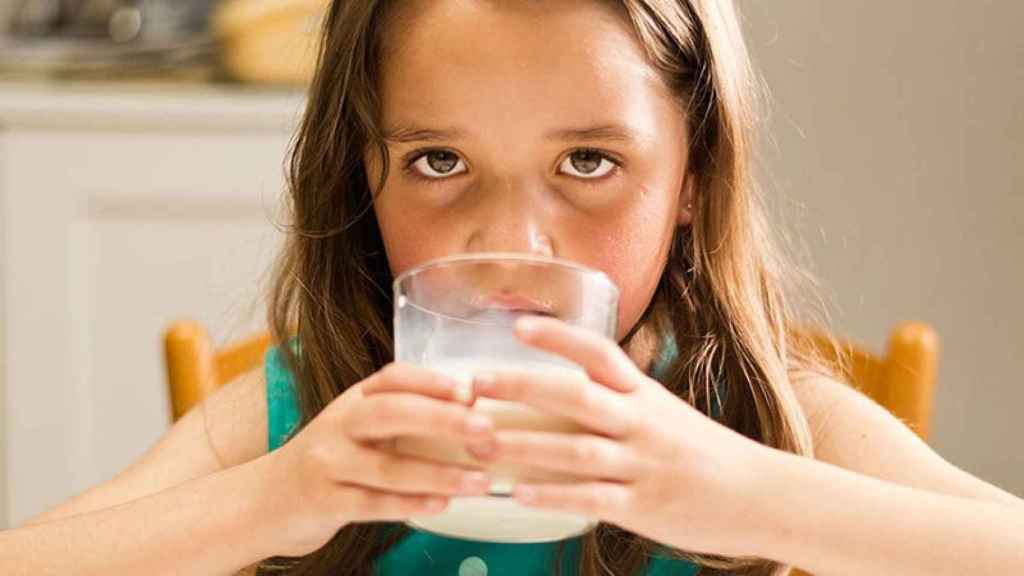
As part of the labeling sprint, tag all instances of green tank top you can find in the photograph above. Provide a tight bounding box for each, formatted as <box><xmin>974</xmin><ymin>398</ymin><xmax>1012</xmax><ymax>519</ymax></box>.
<box><xmin>264</xmin><ymin>344</ymin><xmax>700</xmax><ymax>576</ymax></box>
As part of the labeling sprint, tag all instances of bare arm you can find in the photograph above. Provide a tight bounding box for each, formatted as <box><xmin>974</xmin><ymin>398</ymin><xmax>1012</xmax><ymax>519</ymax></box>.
<box><xmin>0</xmin><ymin>455</ymin><xmax>283</xmax><ymax>576</ymax></box>
<box><xmin>749</xmin><ymin>445</ymin><xmax>1024</xmax><ymax>575</ymax></box>
<box><xmin>747</xmin><ymin>376</ymin><xmax>1024</xmax><ymax>574</ymax></box>
<box><xmin>25</xmin><ymin>369</ymin><xmax>268</xmax><ymax>526</ymax></box>
<box><xmin>3</xmin><ymin>362</ymin><xmax>494</xmax><ymax>574</ymax></box>
<box><xmin>794</xmin><ymin>373</ymin><xmax>1020</xmax><ymax>506</ymax></box>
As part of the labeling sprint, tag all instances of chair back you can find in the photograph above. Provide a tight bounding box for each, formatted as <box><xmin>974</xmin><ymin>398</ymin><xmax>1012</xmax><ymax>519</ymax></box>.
<box><xmin>163</xmin><ymin>320</ymin><xmax>940</xmax><ymax>440</ymax></box>
<box><xmin>163</xmin><ymin>320</ymin><xmax>272</xmax><ymax>421</ymax></box>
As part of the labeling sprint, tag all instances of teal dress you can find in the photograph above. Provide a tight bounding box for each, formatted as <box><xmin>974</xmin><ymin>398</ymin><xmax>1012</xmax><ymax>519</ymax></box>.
<box><xmin>265</xmin><ymin>346</ymin><xmax>700</xmax><ymax>576</ymax></box>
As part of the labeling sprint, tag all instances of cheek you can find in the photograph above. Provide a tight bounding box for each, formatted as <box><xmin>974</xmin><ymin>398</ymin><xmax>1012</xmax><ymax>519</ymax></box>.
<box><xmin>367</xmin><ymin>152</ymin><xmax>445</xmax><ymax>277</ymax></box>
<box><xmin>570</xmin><ymin>193</ymin><xmax>677</xmax><ymax>341</ymax></box>
<box><xmin>374</xmin><ymin>201</ymin><xmax>448</xmax><ymax>277</ymax></box>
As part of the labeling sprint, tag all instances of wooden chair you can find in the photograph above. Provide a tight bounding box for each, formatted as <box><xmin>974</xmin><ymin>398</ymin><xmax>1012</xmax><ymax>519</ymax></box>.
<box><xmin>163</xmin><ymin>319</ymin><xmax>274</xmax><ymax>421</ymax></box>
<box><xmin>163</xmin><ymin>319</ymin><xmax>939</xmax><ymax>437</ymax></box>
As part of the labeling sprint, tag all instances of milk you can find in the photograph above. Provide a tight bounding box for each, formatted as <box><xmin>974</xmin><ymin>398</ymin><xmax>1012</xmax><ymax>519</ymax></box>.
<box><xmin>407</xmin><ymin>495</ymin><xmax>595</xmax><ymax>543</ymax></box>
<box><xmin>391</xmin><ymin>253</ymin><xmax>619</xmax><ymax>542</ymax></box>
<box><xmin>394</xmin><ymin>359</ymin><xmax>598</xmax><ymax>542</ymax></box>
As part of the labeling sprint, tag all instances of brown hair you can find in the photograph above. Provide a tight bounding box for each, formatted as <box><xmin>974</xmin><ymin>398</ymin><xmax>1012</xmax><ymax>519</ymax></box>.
<box><xmin>262</xmin><ymin>1</ymin><xmax>827</xmax><ymax>574</ymax></box>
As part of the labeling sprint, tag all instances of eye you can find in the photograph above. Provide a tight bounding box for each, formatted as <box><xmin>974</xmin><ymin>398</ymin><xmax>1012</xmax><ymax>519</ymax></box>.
<box><xmin>408</xmin><ymin>150</ymin><xmax>467</xmax><ymax>179</ymax></box>
<box><xmin>558</xmin><ymin>149</ymin><xmax>618</xmax><ymax>179</ymax></box>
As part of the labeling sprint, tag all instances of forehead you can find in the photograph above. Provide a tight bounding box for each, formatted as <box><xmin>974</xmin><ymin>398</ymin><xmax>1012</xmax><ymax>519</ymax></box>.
<box><xmin>376</xmin><ymin>0</ymin><xmax>679</xmax><ymax>132</ymax></box>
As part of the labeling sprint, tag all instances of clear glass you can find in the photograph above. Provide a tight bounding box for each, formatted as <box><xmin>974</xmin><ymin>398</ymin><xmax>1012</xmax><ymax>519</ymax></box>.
<box><xmin>393</xmin><ymin>252</ymin><xmax>619</xmax><ymax>543</ymax></box>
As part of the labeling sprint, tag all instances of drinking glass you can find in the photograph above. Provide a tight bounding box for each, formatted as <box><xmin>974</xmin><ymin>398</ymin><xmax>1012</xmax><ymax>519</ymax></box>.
<box><xmin>393</xmin><ymin>252</ymin><xmax>619</xmax><ymax>543</ymax></box>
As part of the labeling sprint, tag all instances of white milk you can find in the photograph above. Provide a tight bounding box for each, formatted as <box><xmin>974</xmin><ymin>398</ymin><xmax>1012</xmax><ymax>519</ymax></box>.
<box><xmin>394</xmin><ymin>360</ymin><xmax>598</xmax><ymax>542</ymax></box>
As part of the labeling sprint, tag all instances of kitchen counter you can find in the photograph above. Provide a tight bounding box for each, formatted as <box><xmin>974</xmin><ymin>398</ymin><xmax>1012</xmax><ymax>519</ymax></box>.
<box><xmin>0</xmin><ymin>80</ymin><xmax>306</xmax><ymax>131</ymax></box>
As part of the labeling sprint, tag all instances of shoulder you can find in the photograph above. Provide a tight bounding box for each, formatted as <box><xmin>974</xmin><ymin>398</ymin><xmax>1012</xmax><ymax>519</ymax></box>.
<box><xmin>203</xmin><ymin>368</ymin><xmax>270</xmax><ymax>467</ymax></box>
<box><xmin>790</xmin><ymin>372</ymin><xmax>1018</xmax><ymax>504</ymax></box>
<box><xmin>789</xmin><ymin>372</ymin><xmax>912</xmax><ymax>471</ymax></box>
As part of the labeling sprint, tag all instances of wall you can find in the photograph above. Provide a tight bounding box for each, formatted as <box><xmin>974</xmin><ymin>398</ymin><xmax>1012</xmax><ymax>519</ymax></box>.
<box><xmin>739</xmin><ymin>1</ymin><xmax>1023</xmax><ymax>492</ymax></box>
<box><xmin>0</xmin><ymin>111</ymin><xmax>7</xmax><ymax>527</ymax></box>
<box><xmin>0</xmin><ymin>83</ymin><xmax>300</xmax><ymax>526</ymax></box>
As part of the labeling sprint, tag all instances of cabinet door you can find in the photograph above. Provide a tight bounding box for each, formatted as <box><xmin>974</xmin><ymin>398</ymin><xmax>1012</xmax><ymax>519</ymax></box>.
<box><xmin>2</xmin><ymin>128</ymin><xmax>290</xmax><ymax>526</ymax></box>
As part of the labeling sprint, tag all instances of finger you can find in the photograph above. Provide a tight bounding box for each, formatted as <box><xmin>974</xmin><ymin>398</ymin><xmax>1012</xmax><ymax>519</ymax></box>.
<box><xmin>341</xmin><ymin>486</ymin><xmax>450</xmax><ymax>522</ymax></box>
<box><xmin>472</xmin><ymin>369</ymin><xmax>635</xmax><ymax>438</ymax></box>
<box><xmin>513</xmin><ymin>481</ymin><xmax>632</xmax><ymax>521</ymax></box>
<box><xmin>514</xmin><ymin>316</ymin><xmax>641</xmax><ymax>393</ymax></box>
<box><xmin>350</xmin><ymin>448</ymin><xmax>492</xmax><ymax>496</ymax></box>
<box><xmin>346</xmin><ymin>393</ymin><xmax>495</xmax><ymax>442</ymax></box>
<box><xmin>362</xmin><ymin>362</ymin><xmax>472</xmax><ymax>404</ymax></box>
<box><xmin>482</xmin><ymin>430</ymin><xmax>640</xmax><ymax>481</ymax></box>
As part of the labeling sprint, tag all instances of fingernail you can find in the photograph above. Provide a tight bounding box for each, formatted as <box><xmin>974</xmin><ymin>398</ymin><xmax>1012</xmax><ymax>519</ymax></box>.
<box><xmin>461</xmin><ymin>472</ymin><xmax>491</xmax><ymax>493</ymax></box>
<box><xmin>452</xmin><ymin>382</ymin><xmax>473</xmax><ymax>404</ymax></box>
<box><xmin>516</xmin><ymin>316</ymin><xmax>540</xmax><ymax>336</ymax></box>
<box><xmin>473</xmin><ymin>373</ymin><xmax>496</xmax><ymax>395</ymax></box>
<box><xmin>515</xmin><ymin>484</ymin><xmax>536</xmax><ymax>502</ymax></box>
<box><xmin>466</xmin><ymin>414</ymin><xmax>493</xmax><ymax>435</ymax></box>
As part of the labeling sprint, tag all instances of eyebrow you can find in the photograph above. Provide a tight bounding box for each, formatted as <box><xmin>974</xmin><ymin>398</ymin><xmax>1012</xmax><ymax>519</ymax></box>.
<box><xmin>382</xmin><ymin>126</ymin><xmax>465</xmax><ymax>144</ymax></box>
<box><xmin>547</xmin><ymin>124</ymin><xmax>642</xmax><ymax>144</ymax></box>
<box><xmin>381</xmin><ymin>123</ymin><xmax>643</xmax><ymax>145</ymax></box>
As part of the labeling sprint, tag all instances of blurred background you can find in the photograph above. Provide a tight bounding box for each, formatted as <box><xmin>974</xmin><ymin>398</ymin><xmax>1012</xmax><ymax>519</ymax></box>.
<box><xmin>0</xmin><ymin>1</ymin><xmax>1020</xmax><ymax>527</ymax></box>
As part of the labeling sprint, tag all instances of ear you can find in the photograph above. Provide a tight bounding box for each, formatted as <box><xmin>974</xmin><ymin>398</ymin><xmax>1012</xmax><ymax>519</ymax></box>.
<box><xmin>676</xmin><ymin>171</ymin><xmax>696</xmax><ymax>226</ymax></box>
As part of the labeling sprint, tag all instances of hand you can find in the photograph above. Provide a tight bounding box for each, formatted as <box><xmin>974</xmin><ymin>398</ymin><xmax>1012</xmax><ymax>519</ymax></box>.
<box><xmin>468</xmin><ymin>316</ymin><xmax>767</xmax><ymax>558</ymax></box>
<box><xmin>260</xmin><ymin>363</ymin><xmax>497</xmax><ymax>557</ymax></box>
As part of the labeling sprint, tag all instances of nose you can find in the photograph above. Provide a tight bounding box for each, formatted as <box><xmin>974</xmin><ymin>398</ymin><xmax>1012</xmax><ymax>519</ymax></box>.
<box><xmin>464</xmin><ymin>179</ymin><xmax>556</xmax><ymax>258</ymax></box>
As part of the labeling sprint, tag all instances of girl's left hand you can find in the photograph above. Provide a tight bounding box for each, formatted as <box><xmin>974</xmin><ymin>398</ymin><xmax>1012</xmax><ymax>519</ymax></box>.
<box><xmin>468</xmin><ymin>316</ymin><xmax>769</xmax><ymax>558</ymax></box>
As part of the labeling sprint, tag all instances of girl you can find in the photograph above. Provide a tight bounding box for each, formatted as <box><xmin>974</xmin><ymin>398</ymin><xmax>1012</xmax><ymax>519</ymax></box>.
<box><xmin>4</xmin><ymin>0</ymin><xmax>1022</xmax><ymax>575</ymax></box>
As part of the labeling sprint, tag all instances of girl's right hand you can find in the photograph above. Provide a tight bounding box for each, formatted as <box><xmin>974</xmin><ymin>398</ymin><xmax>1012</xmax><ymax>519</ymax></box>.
<box><xmin>256</xmin><ymin>363</ymin><xmax>496</xmax><ymax>557</ymax></box>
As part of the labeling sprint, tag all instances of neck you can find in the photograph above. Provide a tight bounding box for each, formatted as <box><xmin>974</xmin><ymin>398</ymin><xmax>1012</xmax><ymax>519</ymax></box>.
<box><xmin>623</xmin><ymin>322</ymin><xmax>660</xmax><ymax>375</ymax></box>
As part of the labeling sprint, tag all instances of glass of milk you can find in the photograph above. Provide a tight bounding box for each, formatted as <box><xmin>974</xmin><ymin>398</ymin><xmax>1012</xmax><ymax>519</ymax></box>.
<box><xmin>392</xmin><ymin>252</ymin><xmax>619</xmax><ymax>543</ymax></box>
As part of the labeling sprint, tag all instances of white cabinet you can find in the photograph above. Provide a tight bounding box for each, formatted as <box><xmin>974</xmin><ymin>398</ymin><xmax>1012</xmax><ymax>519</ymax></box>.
<box><xmin>0</xmin><ymin>82</ymin><xmax>304</xmax><ymax>526</ymax></box>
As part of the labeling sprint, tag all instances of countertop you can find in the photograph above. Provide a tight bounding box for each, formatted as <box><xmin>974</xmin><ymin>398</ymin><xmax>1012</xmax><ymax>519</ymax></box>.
<box><xmin>0</xmin><ymin>80</ymin><xmax>306</xmax><ymax>131</ymax></box>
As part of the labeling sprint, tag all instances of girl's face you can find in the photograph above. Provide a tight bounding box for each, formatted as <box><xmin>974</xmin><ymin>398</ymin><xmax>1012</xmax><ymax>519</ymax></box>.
<box><xmin>367</xmin><ymin>0</ymin><xmax>691</xmax><ymax>341</ymax></box>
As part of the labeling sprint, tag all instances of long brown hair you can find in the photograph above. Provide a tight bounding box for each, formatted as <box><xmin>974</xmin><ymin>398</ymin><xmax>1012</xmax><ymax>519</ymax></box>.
<box><xmin>262</xmin><ymin>1</ymin><xmax>824</xmax><ymax>574</ymax></box>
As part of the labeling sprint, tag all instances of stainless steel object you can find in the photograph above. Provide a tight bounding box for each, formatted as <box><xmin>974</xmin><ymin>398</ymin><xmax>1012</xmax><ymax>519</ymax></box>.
<box><xmin>8</xmin><ymin>0</ymin><xmax>216</xmax><ymax>42</ymax></box>
<box><xmin>1</xmin><ymin>0</ymin><xmax>217</xmax><ymax>78</ymax></box>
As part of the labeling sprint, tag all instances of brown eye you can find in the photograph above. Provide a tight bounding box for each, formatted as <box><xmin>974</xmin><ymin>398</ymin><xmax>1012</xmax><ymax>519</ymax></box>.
<box><xmin>426</xmin><ymin>151</ymin><xmax>458</xmax><ymax>173</ymax></box>
<box><xmin>559</xmin><ymin>149</ymin><xmax>616</xmax><ymax>179</ymax></box>
<box><xmin>411</xmin><ymin>150</ymin><xmax>466</xmax><ymax>179</ymax></box>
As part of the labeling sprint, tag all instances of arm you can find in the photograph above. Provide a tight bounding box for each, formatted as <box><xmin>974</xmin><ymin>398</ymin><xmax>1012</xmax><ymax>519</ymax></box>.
<box><xmin>460</xmin><ymin>318</ymin><xmax>1024</xmax><ymax>574</ymax></box>
<box><xmin>749</xmin><ymin>448</ymin><xmax>1024</xmax><ymax>575</ymax></box>
<box><xmin>746</xmin><ymin>376</ymin><xmax>1024</xmax><ymax>575</ymax></box>
<box><xmin>0</xmin><ymin>456</ymin><xmax>282</xmax><ymax>576</ymax></box>
<box><xmin>25</xmin><ymin>370</ymin><xmax>268</xmax><ymax>526</ymax></box>
<box><xmin>5</xmin><ymin>362</ymin><xmax>499</xmax><ymax>575</ymax></box>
